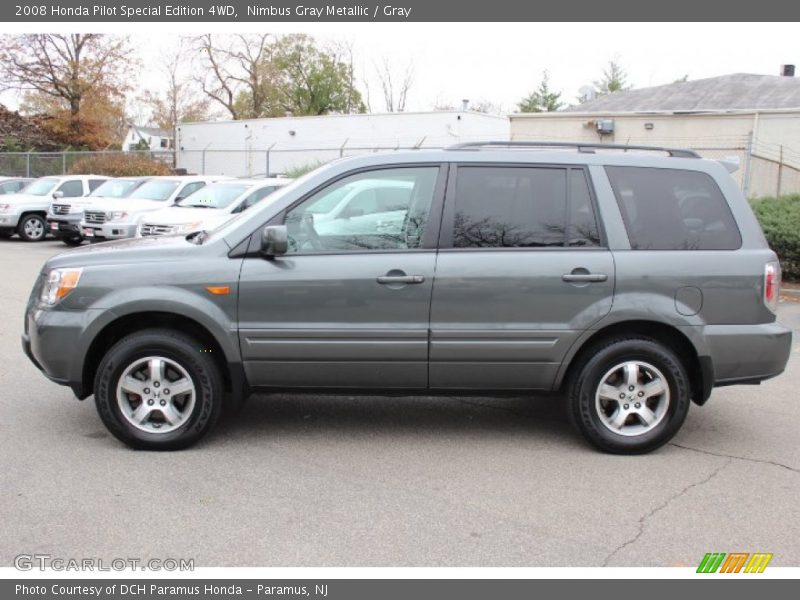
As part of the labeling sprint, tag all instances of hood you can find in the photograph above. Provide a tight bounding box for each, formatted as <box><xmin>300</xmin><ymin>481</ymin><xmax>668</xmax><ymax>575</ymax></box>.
<box><xmin>54</xmin><ymin>196</ymin><xmax>104</xmax><ymax>213</ymax></box>
<box><xmin>141</xmin><ymin>206</ymin><xmax>232</xmax><ymax>227</ymax></box>
<box><xmin>45</xmin><ymin>232</ymin><xmax>225</xmax><ymax>269</ymax></box>
<box><xmin>1</xmin><ymin>193</ymin><xmax>51</xmax><ymax>205</ymax></box>
<box><xmin>86</xmin><ymin>198</ymin><xmax>173</xmax><ymax>214</ymax></box>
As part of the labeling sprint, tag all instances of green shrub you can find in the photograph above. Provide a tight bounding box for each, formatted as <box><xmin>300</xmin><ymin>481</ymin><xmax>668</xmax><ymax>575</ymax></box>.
<box><xmin>283</xmin><ymin>160</ymin><xmax>327</xmax><ymax>179</ymax></box>
<box><xmin>750</xmin><ymin>194</ymin><xmax>800</xmax><ymax>280</ymax></box>
<box><xmin>67</xmin><ymin>153</ymin><xmax>172</xmax><ymax>177</ymax></box>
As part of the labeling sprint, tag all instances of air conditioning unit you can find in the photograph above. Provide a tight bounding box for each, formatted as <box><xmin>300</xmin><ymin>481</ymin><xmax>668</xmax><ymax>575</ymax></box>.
<box><xmin>596</xmin><ymin>119</ymin><xmax>615</xmax><ymax>135</ymax></box>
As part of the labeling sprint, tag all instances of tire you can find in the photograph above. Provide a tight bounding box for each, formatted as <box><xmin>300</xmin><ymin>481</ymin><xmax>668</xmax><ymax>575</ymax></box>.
<box><xmin>17</xmin><ymin>214</ymin><xmax>47</xmax><ymax>242</ymax></box>
<box><xmin>62</xmin><ymin>235</ymin><xmax>83</xmax><ymax>246</ymax></box>
<box><xmin>94</xmin><ymin>328</ymin><xmax>224</xmax><ymax>450</ymax></box>
<box><xmin>568</xmin><ymin>336</ymin><xmax>690</xmax><ymax>454</ymax></box>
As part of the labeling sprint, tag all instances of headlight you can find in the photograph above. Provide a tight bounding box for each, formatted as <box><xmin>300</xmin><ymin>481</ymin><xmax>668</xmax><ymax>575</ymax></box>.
<box><xmin>40</xmin><ymin>268</ymin><xmax>83</xmax><ymax>305</ymax></box>
<box><xmin>0</xmin><ymin>204</ymin><xmax>10</xmax><ymax>213</ymax></box>
<box><xmin>107</xmin><ymin>211</ymin><xmax>128</xmax><ymax>221</ymax></box>
<box><xmin>175</xmin><ymin>221</ymin><xmax>203</xmax><ymax>233</ymax></box>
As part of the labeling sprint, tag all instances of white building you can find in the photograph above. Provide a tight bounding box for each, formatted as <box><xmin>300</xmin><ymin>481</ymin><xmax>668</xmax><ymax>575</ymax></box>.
<box><xmin>510</xmin><ymin>72</ymin><xmax>800</xmax><ymax>197</ymax></box>
<box><xmin>123</xmin><ymin>126</ymin><xmax>173</xmax><ymax>152</ymax></box>
<box><xmin>175</xmin><ymin>111</ymin><xmax>510</xmax><ymax>177</ymax></box>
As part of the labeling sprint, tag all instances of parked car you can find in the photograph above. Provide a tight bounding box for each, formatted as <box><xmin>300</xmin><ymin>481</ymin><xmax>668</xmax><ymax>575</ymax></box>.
<box><xmin>22</xmin><ymin>142</ymin><xmax>792</xmax><ymax>453</ymax></box>
<box><xmin>0</xmin><ymin>177</ymin><xmax>33</xmax><ymax>195</ymax></box>
<box><xmin>137</xmin><ymin>178</ymin><xmax>290</xmax><ymax>237</ymax></box>
<box><xmin>80</xmin><ymin>175</ymin><xmax>226</xmax><ymax>242</ymax></box>
<box><xmin>0</xmin><ymin>175</ymin><xmax>109</xmax><ymax>241</ymax></box>
<box><xmin>48</xmin><ymin>177</ymin><xmax>152</xmax><ymax>246</ymax></box>
<box><xmin>307</xmin><ymin>177</ymin><xmax>413</xmax><ymax>237</ymax></box>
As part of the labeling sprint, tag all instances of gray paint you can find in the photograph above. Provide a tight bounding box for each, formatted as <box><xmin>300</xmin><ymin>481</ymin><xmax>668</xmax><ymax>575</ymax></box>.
<box><xmin>23</xmin><ymin>146</ymin><xmax>793</xmax><ymax>405</ymax></box>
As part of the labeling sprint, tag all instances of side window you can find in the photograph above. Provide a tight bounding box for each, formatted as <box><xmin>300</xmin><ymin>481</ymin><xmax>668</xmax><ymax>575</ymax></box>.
<box><xmin>568</xmin><ymin>169</ymin><xmax>601</xmax><ymax>247</ymax></box>
<box><xmin>239</xmin><ymin>186</ymin><xmax>277</xmax><ymax>212</ymax></box>
<box><xmin>57</xmin><ymin>180</ymin><xmax>84</xmax><ymax>197</ymax></box>
<box><xmin>453</xmin><ymin>166</ymin><xmax>567</xmax><ymax>248</ymax></box>
<box><xmin>284</xmin><ymin>167</ymin><xmax>439</xmax><ymax>254</ymax></box>
<box><xmin>177</xmin><ymin>182</ymin><xmax>205</xmax><ymax>201</ymax></box>
<box><xmin>88</xmin><ymin>179</ymin><xmax>106</xmax><ymax>192</ymax></box>
<box><xmin>0</xmin><ymin>182</ymin><xmax>13</xmax><ymax>194</ymax></box>
<box><xmin>605</xmin><ymin>167</ymin><xmax>741</xmax><ymax>250</ymax></box>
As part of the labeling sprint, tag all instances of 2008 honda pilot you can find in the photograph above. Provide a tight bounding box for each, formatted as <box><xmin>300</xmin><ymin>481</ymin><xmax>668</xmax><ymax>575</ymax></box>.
<box><xmin>22</xmin><ymin>142</ymin><xmax>793</xmax><ymax>453</ymax></box>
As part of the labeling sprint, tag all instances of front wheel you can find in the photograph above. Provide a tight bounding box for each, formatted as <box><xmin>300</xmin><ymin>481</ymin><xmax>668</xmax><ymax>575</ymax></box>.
<box><xmin>17</xmin><ymin>214</ymin><xmax>47</xmax><ymax>241</ymax></box>
<box><xmin>62</xmin><ymin>235</ymin><xmax>83</xmax><ymax>246</ymax></box>
<box><xmin>568</xmin><ymin>337</ymin><xmax>690</xmax><ymax>454</ymax></box>
<box><xmin>94</xmin><ymin>329</ymin><xmax>224</xmax><ymax>450</ymax></box>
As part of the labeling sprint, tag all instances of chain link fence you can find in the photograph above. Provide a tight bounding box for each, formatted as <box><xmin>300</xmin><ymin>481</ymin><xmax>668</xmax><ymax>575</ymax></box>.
<box><xmin>2</xmin><ymin>142</ymin><xmax>800</xmax><ymax>198</ymax></box>
<box><xmin>0</xmin><ymin>150</ymin><xmax>175</xmax><ymax>178</ymax></box>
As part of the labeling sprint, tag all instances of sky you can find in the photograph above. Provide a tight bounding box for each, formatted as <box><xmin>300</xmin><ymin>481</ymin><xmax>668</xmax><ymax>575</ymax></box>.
<box><xmin>1</xmin><ymin>22</ymin><xmax>798</xmax><ymax>120</ymax></box>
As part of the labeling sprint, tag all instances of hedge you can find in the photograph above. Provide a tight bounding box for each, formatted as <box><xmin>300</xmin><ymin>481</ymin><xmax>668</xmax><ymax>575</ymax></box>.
<box><xmin>750</xmin><ymin>194</ymin><xmax>800</xmax><ymax>281</ymax></box>
<box><xmin>67</xmin><ymin>154</ymin><xmax>172</xmax><ymax>177</ymax></box>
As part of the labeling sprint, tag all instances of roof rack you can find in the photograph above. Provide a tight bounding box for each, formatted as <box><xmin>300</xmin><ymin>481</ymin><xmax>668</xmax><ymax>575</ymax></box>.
<box><xmin>447</xmin><ymin>141</ymin><xmax>701</xmax><ymax>159</ymax></box>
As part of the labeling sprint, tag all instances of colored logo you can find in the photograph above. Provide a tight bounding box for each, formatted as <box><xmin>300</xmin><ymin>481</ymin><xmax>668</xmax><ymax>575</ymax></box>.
<box><xmin>697</xmin><ymin>552</ymin><xmax>773</xmax><ymax>573</ymax></box>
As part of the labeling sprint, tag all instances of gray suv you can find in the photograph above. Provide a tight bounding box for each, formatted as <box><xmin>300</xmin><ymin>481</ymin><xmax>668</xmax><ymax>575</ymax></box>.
<box><xmin>22</xmin><ymin>142</ymin><xmax>792</xmax><ymax>453</ymax></box>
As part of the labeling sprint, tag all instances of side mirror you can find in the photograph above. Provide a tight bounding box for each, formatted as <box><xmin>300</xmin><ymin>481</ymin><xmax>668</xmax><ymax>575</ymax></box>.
<box><xmin>52</xmin><ymin>191</ymin><xmax>64</xmax><ymax>199</ymax></box>
<box><xmin>261</xmin><ymin>225</ymin><xmax>288</xmax><ymax>257</ymax></box>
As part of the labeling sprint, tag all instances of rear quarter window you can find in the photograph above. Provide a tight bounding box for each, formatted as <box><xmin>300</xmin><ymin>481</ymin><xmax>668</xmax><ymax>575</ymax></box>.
<box><xmin>605</xmin><ymin>166</ymin><xmax>741</xmax><ymax>250</ymax></box>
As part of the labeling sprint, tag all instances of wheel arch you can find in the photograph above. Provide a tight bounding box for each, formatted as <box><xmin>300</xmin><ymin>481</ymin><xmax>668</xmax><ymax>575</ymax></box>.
<box><xmin>79</xmin><ymin>311</ymin><xmax>246</xmax><ymax>404</ymax></box>
<box><xmin>556</xmin><ymin>320</ymin><xmax>712</xmax><ymax>406</ymax></box>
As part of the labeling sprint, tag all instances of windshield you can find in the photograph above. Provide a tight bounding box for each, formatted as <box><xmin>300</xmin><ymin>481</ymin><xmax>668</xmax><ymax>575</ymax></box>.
<box><xmin>127</xmin><ymin>180</ymin><xmax>180</xmax><ymax>201</ymax></box>
<box><xmin>21</xmin><ymin>178</ymin><xmax>58</xmax><ymax>196</ymax></box>
<box><xmin>178</xmin><ymin>184</ymin><xmax>250</xmax><ymax>209</ymax></box>
<box><xmin>89</xmin><ymin>179</ymin><xmax>143</xmax><ymax>198</ymax></box>
<box><xmin>202</xmin><ymin>164</ymin><xmax>333</xmax><ymax>243</ymax></box>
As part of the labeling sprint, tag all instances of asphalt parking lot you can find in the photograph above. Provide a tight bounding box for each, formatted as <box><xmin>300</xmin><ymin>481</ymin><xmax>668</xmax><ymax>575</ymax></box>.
<box><xmin>1</xmin><ymin>238</ymin><xmax>798</xmax><ymax>568</ymax></box>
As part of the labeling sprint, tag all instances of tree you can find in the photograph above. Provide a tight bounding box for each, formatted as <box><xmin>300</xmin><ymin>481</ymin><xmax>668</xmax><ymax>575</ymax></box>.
<box><xmin>469</xmin><ymin>100</ymin><xmax>504</xmax><ymax>115</ymax></box>
<box><xmin>518</xmin><ymin>71</ymin><xmax>563</xmax><ymax>113</ymax></box>
<box><xmin>0</xmin><ymin>34</ymin><xmax>134</xmax><ymax>148</ymax></box>
<box><xmin>142</xmin><ymin>40</ymin><xmax>212</xmax><ymax>133</ymax></box>
<box><xmin>593</xmin><ymin>60</ymin><xmax>631</xmax><ymax>96</ymax></box>
<box><xmin>193</xmin><ymin>33</ymin><xmax>278</xmax><ymax>120</ymax></box>
<box><xmin>374</xmin><ymin>57</ymin><xmax>413</xmax><ymax>112</ymax></box>
<box><xmin>270</xmin><ymin>34</ymin><xmax>366</xmax><ymax>116</ymax></box>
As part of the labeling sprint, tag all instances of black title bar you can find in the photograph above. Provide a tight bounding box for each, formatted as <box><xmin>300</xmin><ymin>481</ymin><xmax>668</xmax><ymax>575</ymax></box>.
<box><xmin>4</xmin><ymin>0</ymin><xmax>800</xmax><ymax>22</ymax></box>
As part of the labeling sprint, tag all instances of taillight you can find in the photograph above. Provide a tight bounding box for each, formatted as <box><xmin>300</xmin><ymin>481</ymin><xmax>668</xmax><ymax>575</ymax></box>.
<box><xmin>764</xmin><ymin>261</ymin><xmax>781</xmax><ymax>313</ymax></box>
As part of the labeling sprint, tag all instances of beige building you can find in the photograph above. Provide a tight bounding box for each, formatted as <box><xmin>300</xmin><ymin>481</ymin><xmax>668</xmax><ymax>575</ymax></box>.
<box><xmin>510</xmin><ymin>73</ymin><xmax>800</xmax><ymax>197</ymax></box>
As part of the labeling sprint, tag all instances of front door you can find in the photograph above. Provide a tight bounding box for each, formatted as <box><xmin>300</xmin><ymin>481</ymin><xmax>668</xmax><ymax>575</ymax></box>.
<box><xmin>238</xmin><ymin>165</ymin><xmax>446</xmax><ymax>389</ymax></box>
<box><xmin>429</xmin><ymin>164</ymin><xmax>615</xmax><ymax>390</ymax></box>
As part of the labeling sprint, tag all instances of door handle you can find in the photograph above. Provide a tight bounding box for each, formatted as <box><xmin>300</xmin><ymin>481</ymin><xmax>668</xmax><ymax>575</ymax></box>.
<box><xmin>562</xmin><ymin>273</ymin><xmax>608</xmax><ymax>282</ymax></box>
<box><xmin>377</xmin><ymin>274</ymin><xmax>425</xmax><ymax>284</ymax></box>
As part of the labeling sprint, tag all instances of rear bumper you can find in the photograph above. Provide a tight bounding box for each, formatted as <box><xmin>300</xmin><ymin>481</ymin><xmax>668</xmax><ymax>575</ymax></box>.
<box><xmin>702</xmin><ymin>321</ymin><xmax>793</xmax><ymax>386</ymax></box>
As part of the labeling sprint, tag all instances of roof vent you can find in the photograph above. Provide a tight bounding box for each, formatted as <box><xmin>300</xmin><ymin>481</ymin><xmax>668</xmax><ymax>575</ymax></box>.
<box><xmin>780</xmin><ymin>64</ymin><xmax>795</xmax><ymax>77</ymax></box>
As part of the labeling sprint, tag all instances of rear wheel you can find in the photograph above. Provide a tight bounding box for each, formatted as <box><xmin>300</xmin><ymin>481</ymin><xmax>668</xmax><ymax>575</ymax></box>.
<box><xmin>94</xmin><ymin>329</ymin><xmax>223</xmax><ymax>450</ymax></box>
<box><xmin>568</xmin><ymin>337</ymin><xmax>690</xmax><ymax>454</ymax></box>
<box><xmin>17</xmin><ymin>214</ymin><xmax>47</xmax><ymax>241</ymax></box>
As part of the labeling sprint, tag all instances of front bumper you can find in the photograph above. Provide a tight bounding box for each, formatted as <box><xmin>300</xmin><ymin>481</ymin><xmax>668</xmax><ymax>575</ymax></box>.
<box><xmin>23</xmin><ymin>306</ymin><xmax>106</xmax><ymax>399</ymax></box>
<box><xmin>47</xmin><ymin>215</ymin><xmax>82</xmax><ymax>238</ymax></box>
<box><xmin>80</xmin><ymin>221</ymin><xmax>137</xmax><ymax>241</ymax></box>
<box><xmin>0</xmin><ymin>213</ymin><xmax>21</xmax><ymax>229</ymax></box>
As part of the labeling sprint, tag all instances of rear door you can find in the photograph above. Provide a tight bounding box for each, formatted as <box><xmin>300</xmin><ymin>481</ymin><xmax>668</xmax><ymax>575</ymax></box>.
<box><xmin>429</xmin><ymin>164</ymin><xmax>615</xmax><ymax>390</ymax></box>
